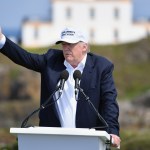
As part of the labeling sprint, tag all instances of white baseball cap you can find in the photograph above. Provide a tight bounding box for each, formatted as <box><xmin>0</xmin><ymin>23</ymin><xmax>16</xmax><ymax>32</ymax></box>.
<box><xmin>56</xmin><ymin>27</ymin><xmax>88</xmax><ymax>44</ymax></box>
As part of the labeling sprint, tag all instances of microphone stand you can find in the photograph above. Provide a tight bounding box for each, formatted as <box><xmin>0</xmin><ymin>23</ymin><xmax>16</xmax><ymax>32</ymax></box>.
<box><xmin>21</xmin><ymin>86</ymin><xmax>61</xmax><ymax>128</ymax></box>
<box><xmin>76</xmin><ymin>86</ymin><xmax>112</xmax><ymax>149</ymax></box>
<box><xmin>76</xmin><ymin>85</ymin><xmax>109</xmax><ymax>129</ymax></box>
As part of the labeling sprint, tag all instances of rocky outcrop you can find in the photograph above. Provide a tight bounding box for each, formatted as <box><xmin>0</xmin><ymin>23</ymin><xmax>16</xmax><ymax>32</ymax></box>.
<box><xmin>132</xmin><ymin>90</ymin><xmax>150</xmax><ymax>108</ymax></box>
<box><xmin>0</xmin><ymin>65</ymin><xmax>150</xmax><ymax>128</ymax></box>
<box><xmin>119</xmin><ymin>100</ymin><xmax>150</xmax><ymax>128</ymax></box>
<box><xmin>0</xmin><ymin>65</ymin><xmax>40</xmax><ymax>101</ymax></box>
<box><xmin>0</xmin><ymin>65</ymin><xmax>10</xmax><ymax>100</ymax></box>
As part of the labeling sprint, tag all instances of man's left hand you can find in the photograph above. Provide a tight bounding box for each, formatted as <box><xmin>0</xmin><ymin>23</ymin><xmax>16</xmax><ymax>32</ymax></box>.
<box><xmin>110</xmin><ymin>134</ymin><xmax>121</xmax><ymax>148</ymax></box>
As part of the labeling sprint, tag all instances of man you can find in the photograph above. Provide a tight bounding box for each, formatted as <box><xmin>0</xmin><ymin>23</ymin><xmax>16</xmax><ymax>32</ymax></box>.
<box><xmin>0</xmin><ymin>27</ymin><xmax>120</xmax><ymax>147</ymax></box>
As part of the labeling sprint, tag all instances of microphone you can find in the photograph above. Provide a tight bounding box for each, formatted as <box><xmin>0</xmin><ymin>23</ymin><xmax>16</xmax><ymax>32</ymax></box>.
<box><xmin>58</xmin><ymin>70</ymin><xmax>69</xmax><ymax>96</ymax></box>
<box><xmin>21</xmin><ymin>70</ymin><xmax>69</xmax><ymax>128</ymax></box>
<box><xmin>73</xmin><ymin>70</ymin><xmax>82</xmax><ymax>99</ymax></box>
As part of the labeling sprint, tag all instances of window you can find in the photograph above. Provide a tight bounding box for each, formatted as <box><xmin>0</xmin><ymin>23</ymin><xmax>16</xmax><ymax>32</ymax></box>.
<box><xmin>90</xmin><ymin>8</ymin><xmax>95</xmax><ymax>19</ymax></box>
<box><xmin>90</xmin><ymin>29</ymin><xmax>95</xmax><ymax>42</ymax></box>
<box><xmin>114</xmin><ymin>29</ymin><xmax>119</xmax><ymax>42</ymax></box>
<box><xmin>114</xmin><ymin>8</ymin><xmax>119</xmax><ymax>20</ymax></box>
<box><xmin>34</xmin><ymin>26</ymin><xmax>39</xmax><ymax>40</ymax></box>
<box><xmin>66</xmin><ymin>7</ymin><xmax>72</xmax><ymax>19</ymax></box>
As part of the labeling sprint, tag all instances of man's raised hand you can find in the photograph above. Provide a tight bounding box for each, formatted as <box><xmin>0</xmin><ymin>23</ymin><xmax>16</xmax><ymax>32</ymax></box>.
<box><xmin>0</xmin><ymin>27</ymin><xmax>4</xmax><ymax>40</ymax></box>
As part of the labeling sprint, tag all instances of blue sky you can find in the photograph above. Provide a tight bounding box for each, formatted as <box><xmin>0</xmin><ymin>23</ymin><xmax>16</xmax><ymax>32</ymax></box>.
<box><xmin>0</xmin><ymin>0</ymin><xmax>51</xmax><ymax>36</ymax></box>
<box><xmin>0</xmin><ymin>0</ymin><xmax>150</xmax><ymax>37</ymax></box>
<box><xmin>133</xmin><ymin>0</ymin><xmax>150</xmax><ymax>20</ymax></box>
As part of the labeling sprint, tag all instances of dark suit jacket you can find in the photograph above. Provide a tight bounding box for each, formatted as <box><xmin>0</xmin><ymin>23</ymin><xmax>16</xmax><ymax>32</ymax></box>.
<box><xmin>1</xmin><ymin>38</ymin><xmax>119</xmax><ymax>135</ymax></box>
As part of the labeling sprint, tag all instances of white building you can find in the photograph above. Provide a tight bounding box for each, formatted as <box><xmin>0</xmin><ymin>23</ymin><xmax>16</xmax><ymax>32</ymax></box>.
<box><xmin>22</xmin><ymin>0</ymin><xmax>150</xmax><ymax>47</ymax></box>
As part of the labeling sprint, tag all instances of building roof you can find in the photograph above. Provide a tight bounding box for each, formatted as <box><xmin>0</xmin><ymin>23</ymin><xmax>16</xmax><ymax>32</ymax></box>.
<box><xmin>23</xmin><ymin>21</ymin><xmax>52</xmax><ymax>27</ymax></box>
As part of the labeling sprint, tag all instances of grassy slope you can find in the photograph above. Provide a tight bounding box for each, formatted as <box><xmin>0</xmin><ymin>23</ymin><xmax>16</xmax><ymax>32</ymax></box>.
<box><xmin>91</xmin><ymin>39</ymin><xmax>150</xmax><ymax>99</ymax></box>
<box><xmin>24</xmin><ymin>37</ymin><xmax>150</xmax><ymax>100</ymax></box>
<box><xmin>0</xmin><ymin>38</ymin><xmax>150</xmax><ymax>149</ymax></box>
<box><xmin>0</xmin><ymin>37</ymin><xmax>150</xmax><ymax>100</ymax></box>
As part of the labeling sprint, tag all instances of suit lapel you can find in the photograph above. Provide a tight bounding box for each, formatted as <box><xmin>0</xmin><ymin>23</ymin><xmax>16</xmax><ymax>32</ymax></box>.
<box><xmin>76</xmin><ymin>54</ymin><xmax>94</xmax><ymax>125</ymax></box>
<box><xmin>50</xmin><ymin>54</ymin><xmax>66</xmax><ymax>121</ymax></box>
<box><xmin>80</xmin><ymin>54</ymin><xmax>94</xmax><ymax>92</ymax></box>
<box><xmin>51</xmin><ymin>54</ymin><xmax>66</xmax><ymax>90</ymax></box>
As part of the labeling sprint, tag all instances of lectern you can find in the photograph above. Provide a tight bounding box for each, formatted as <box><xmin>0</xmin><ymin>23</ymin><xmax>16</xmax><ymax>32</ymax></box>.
<box><xmin>10</xmin><ymin>127</ymin><xmax>111</xmax><ymax>150</ymax></box>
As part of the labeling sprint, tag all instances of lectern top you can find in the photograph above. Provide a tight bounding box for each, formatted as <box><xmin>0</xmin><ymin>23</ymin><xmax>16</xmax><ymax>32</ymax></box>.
<box><xmin>10</xmin><ymin>127</ymin><xmax>110</xmax><ymax>142</ymax></box>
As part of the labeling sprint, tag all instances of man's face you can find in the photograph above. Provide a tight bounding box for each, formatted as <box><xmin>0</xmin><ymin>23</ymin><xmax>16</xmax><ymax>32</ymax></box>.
<box><xmin>61</xmin><ymin>42</ymin><xmax>88</xmax><ymax>67</ymax></box>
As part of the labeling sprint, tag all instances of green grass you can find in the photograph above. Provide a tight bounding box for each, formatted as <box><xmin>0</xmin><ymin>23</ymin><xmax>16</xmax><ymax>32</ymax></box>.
<box><xmin>1</xmin><ymin>37</ymin><xmax>150</xmax><ymax>100</ymax></box>
<box><xmin>0</xmin><ymin>128</ymin><xmax>17</xmax><ymax>150</ymax></box>
<box><xmin>120</xmin><ymin>129</ymin><xmax>150</xmax><ymax>150</ymax></box>
<box><xmin>0</xmin><ymin>38</ymin><xmax>150</xmax><ymax>149</ymax></box>
<box><xmin>23</xmin><ymin>37</ymin><xmax>150</xmax><ymax>100</ymax></box>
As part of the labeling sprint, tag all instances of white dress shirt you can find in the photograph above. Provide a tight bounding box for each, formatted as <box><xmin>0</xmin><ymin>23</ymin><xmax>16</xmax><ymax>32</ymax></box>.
<box><xmin>0</xmin><ymin>35</ymin><xmax>6</xmax><ymax>49</ymax></box>
<box><xmin>56</xmin><ymin>55</ymin><xmax>87</xmax><ymax>128</ymax></box>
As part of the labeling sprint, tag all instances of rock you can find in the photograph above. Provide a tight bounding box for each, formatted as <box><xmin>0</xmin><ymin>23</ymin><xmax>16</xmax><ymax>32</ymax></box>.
<box><xmin>132</xmin><ymin>90</ymin><xmax>150</xmax><ymax>108</ymax></box>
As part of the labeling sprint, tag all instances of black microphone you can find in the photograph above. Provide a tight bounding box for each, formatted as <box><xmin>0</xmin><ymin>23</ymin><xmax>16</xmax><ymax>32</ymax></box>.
<box><xmin>58</xmin><ymin>70</ymin><xmax>69</xmax><ymax>96</ymax></box>
<box><xmin>21</xmin><ymin>70</ymin><xmax>69</xmax><ymax>128</ymax></box>
<box><xmin>73</xmin><ymin>70</ymin><xmax>82</xmax><ymax>99</ymax></box>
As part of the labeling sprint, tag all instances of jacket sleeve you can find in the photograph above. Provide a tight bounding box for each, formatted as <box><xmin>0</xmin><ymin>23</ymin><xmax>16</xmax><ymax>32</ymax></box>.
<box><xmin>100</xmin><ymin>62</ymin><xmax>120</xmax><ymax>136</ymax></box>
<box><xmin>0</xmin><ymin>38</ymin><xmax>46</xmax><ymax>72</ymax></box>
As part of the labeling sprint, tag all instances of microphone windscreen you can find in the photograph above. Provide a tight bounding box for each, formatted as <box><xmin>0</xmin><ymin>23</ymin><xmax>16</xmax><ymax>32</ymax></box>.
<box><xmin>60</xmin><ymin>70</ymin><xmax>69</xmax><ymax>81</ymax></box>
<box><xmin>73</xmin><ymin>70</ymin><xmax>82</xmax><ymax>80</ymax></box>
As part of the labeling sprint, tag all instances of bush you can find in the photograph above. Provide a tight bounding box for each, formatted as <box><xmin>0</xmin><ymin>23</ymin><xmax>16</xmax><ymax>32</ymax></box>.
<box><xmin>0</xmin><ymin>142</ymin><xmax>18</xmax><ymax>150</ymax></box>
<box><xmin>121</xmin><ymin>130</ymin><xmax>150</xmax><ymax>150</ymax></box>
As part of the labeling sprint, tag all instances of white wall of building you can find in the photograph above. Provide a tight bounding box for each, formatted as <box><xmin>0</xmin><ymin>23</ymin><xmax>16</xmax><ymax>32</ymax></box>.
<box><xmin>22</xmin><ymin>22</ymin><xmax>56</xmax><ymax>47</ymax></box>
<box><xmin>22</xmin><ymin>0</ymin><xmax>149</xmax><ymax>47</ymax></box>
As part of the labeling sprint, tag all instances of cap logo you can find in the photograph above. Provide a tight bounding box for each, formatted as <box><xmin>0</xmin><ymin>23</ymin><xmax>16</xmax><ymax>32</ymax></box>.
<box><xmin>61</xmin><ymin>30</ymin><xmax>75</xmax><ymax>38</ymax></box>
